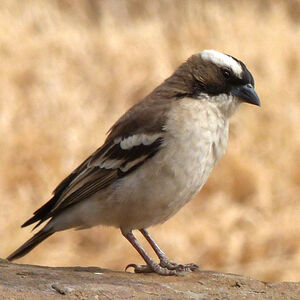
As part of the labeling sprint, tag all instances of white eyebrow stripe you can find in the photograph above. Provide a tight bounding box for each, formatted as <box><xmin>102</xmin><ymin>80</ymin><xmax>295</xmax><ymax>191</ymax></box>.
<box><xmin>119</xmin><ymin>133</ymin><xmax>162</xmax><ymax>150</ymax></box>
<box><xmin>201</xmin><ymin>49</ymin><xmax>243</xmax><ymax>78</ymax></box>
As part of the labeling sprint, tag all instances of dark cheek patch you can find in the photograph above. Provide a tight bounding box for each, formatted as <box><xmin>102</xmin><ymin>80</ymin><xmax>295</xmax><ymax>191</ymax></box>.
<box><xmin>192</xmin><ymin>80</ymin><xmax>228</xmax><ymax>97</ymax></box>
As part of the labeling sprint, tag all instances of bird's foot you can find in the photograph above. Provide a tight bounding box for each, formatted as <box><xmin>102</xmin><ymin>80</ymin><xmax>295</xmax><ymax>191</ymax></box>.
<box><xmin>160</xmin><ymin>258</ymin><xmax>199</xmax><ymax>272</ymax></box>
<box><xmin>125</xmin><ymin>263</ymin><xmax>177</xmax><ymax>275</ymax></box>
<box><xmin>125</xmin><ymin>260</ymin><xmax>199</xmax><ymax>275</ymax></box>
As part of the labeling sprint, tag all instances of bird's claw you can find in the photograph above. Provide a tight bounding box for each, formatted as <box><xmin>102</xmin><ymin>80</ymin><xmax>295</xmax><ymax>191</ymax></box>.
<box><xmin>125</xmin><ymin>261</ymin><xmax>199</xmax><ymax>275</ymax></box>
<box><xmin>125</xmin><ymin>262</ymin><xmax>177</xmax><ymax>275</ymax></box>
<box><xmin>160</xmin><ymin>259</ymin><xmax>199</xmax><ymax>272</ymax></box>
<box><xmin>125</xmin><ymin>263</ymin><xmax>153</xmax><ymax>273</ymax></box>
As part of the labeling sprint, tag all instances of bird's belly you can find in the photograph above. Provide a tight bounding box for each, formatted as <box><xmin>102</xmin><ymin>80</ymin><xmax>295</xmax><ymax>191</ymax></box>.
<box><xmin>110</xmin><ymin>133</ymin><xmax>222</xmax><ymax>230</ymax></box>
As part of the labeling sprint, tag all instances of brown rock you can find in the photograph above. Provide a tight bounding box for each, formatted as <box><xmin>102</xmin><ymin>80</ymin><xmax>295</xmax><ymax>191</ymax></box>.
<box><xmin>0</xmin><ymin>258</ymin><xmax>299</xmax><ymax>299</ymax></box>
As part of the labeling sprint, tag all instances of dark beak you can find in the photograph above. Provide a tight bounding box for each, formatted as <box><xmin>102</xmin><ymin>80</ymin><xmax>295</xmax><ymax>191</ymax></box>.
<box><xmin>231</xmin><ymin>84</ymin><xmax>261</xmax><ymax>106</ymax></box>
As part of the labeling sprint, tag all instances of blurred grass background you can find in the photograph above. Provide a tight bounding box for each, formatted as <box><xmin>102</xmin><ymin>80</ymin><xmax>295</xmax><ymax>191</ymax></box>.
<box><xmin>0</xmin><ymin>0</ymin><xmax>299</xmax><ymax>282</ymax></box>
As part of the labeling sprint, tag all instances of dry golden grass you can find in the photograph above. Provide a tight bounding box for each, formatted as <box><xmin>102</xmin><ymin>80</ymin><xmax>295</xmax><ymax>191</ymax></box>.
<box><xmin>0</xmin><ymin>0</ymin><xmax>299</xmax><ymax>282</ymax></box>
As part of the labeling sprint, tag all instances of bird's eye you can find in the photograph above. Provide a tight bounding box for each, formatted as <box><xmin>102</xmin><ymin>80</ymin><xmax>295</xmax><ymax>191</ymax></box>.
<box><xmin>222</xmin><ymin>69</ymin><xmax>231</xmax><ymax>79</ymax></box>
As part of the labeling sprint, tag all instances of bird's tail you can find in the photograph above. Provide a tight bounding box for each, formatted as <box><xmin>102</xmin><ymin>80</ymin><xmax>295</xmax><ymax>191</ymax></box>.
<box><xmin>7</xmin><ymin>228</ymin><xmax>54</xmax><ymax>261</ymax></box>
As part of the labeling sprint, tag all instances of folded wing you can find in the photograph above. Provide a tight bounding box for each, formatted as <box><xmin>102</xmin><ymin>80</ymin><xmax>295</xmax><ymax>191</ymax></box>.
<box><xmin>22</xmin><ymin>97</ymin><xmax>173</xmax><ymax>229</ymax></box>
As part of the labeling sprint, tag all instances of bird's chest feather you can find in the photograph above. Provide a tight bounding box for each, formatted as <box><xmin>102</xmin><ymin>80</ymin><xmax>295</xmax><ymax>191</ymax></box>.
<box><xmin>162</xmin><ymin>99</ymin><xmax>229</xmax><ymax>203</ymax></box>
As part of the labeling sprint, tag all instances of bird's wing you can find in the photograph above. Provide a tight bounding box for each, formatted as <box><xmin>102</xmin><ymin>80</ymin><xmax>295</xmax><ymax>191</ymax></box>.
<box><xmin>22</xmin><ymin>98</ymin><xmax>173</xmax><ymax>229</ymax></box>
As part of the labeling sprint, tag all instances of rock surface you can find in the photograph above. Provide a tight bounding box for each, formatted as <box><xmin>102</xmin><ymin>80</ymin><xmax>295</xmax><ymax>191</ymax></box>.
<box><xmin>0</xmin><ymin>259</ymin><xmax>299</xmax><ymax>299</ymax></box>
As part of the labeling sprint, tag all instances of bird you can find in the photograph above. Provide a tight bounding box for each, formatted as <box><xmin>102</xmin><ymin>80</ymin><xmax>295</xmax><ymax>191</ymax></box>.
<box><xmin>7</xmin><ymin>49</ymin><xmax>260</xmax><ymax>275</ymax></box>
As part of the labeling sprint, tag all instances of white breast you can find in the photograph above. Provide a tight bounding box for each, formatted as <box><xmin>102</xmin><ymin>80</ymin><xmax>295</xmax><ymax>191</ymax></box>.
<box><xmin>109</xmin><ymin>98</ymin><xmax>229</xmax><ymax>230</ymax></box>
<box><xmin>160</xmin><ymin>98</ymin><xmax>228</xmax><ymax>209</ymax></box>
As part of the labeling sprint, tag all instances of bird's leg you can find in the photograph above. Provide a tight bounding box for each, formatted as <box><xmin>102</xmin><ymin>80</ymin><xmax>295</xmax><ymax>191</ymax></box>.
<box><xmin>140</xmin><ymin>229</ymin><xmax>199</xmax><ymax>272</ymax></box>
<box><xmin>139</xmin><ymin>229</ymin><xmax>175</xmax><ymax>268</ymax></box>
<box><xmin>121</xmin><ymin>229</ymin><xmax>177</xmax><ymax>275</ymax></box>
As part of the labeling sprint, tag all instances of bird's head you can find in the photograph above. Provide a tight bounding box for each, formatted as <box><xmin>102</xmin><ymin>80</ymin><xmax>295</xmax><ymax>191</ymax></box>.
<box><xmin>160</xmin><ymin>50</ymin><xmax>260</xmax><ymax>118</ymax></box>
<box><xmin>185</xmin><ymin>49</ymin><xmax>260</xmax><ymax>117</ymax></box>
